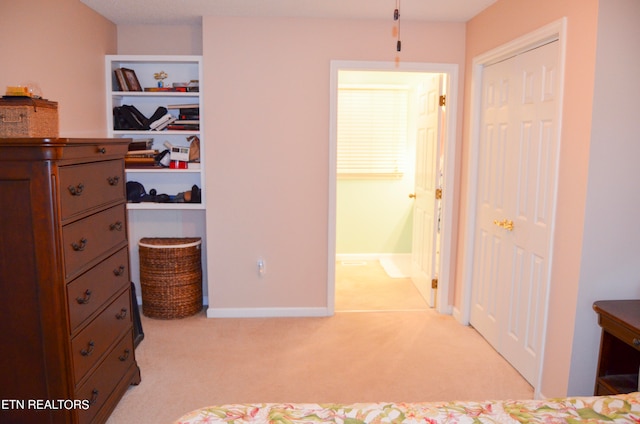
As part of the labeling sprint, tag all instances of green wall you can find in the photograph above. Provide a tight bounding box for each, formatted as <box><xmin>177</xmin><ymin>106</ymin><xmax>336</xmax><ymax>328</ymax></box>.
<box><xmin>336</xmin><ymin>177</ymin><xmax>414</xmax><ymax>254</ymax></box>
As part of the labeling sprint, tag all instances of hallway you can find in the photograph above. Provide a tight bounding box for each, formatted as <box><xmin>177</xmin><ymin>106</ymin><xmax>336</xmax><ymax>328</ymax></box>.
<box><xmin>335</xmin><ymin>260</ymin><xmax>430</xmax><ymax>312</ymax></box>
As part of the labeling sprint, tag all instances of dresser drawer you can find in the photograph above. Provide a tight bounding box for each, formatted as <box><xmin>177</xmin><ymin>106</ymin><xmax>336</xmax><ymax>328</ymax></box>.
<box><xmin>63</xmin><ymin>204</ymin><xmax>127</xmax><ymax>278</ymax></box>
<box><xmin>59</xmin><ymin>159</ymin><xmax>125</xmax><ymax>220</ymax></box>
<box><xmin>599</xmin><ymin>314</ymin><xmax>640</xmax><ymax>352</ymax></box>
<box><xmin>75</xmin><ymin>331</ymin><xmax>136</xmax><ymax>424</ymax></box>
<box><xmin>71</xmin><ymin>289</ymin><xmax>132</xmax><ymax>385</ymax></box>
<box><xmin>67</xmin><ymin>247</ymin><xmax>130</xmax><ymax>334</ymax></box>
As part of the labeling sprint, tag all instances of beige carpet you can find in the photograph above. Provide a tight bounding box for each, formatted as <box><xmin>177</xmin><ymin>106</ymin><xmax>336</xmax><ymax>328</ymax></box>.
<box><xmin>335</xmin><ymin>260</ymin><xmax>429</xmax><ymax>311</ymax></box>
<box><xmin>106</xmin><ymin>262</ymin><xmax>533</xmax><ymax>424</ymax></box>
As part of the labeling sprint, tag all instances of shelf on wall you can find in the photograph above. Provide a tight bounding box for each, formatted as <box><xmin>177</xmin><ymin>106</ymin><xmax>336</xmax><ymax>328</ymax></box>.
<box><xmin>125</xmin><ymin>168</ymin><xmax>201</xmax><ymax>174</ymax></box>
<box><xmin>114</xmin><ymin>130</ymin><xmax>200</xmax><ymax>136</ymax></box>
<box><xmin>126</xmin><ymin>203</ymin><xmax>205</xmax><ymax>211</ymax></box>
<box><xmin>112</xmin><ymin>91</ymin><xmax>199</xmax><ymax>97</ymax></box>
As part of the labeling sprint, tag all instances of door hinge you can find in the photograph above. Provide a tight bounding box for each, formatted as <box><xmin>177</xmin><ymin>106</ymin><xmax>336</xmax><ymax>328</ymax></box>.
<box><xmin>431</xmin><ymin>278</ymin><xmax>438</xmax><ymax>289</ymax></box>
<box><xmin>439</xmin><ymin>95</ymin><xmax>446</xmax><ymax>107</ymax></box>
<box><xmin>435</xmin><ymin>188</ymin><xmax>442</xmax><ymax>199</ymax></box>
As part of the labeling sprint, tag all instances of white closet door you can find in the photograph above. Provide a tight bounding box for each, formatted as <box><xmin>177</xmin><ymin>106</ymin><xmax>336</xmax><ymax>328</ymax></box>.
<box><xmin>470</xmin><ymin>41</ymin><xmax>560</xmax><ymax>385</ymax></box>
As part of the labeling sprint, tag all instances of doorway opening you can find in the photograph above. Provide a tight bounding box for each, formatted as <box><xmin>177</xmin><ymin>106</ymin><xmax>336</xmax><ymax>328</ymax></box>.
<box><xmin>327</xmin><ymin>60</ymin><xmax>459</xmax><ymax>316</ymax></box>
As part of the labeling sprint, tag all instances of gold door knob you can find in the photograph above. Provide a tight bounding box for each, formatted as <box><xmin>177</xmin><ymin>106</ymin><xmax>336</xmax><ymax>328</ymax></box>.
<box><xmin>493</xmin><ymin>219</ymin><xmax>514</xmax><ymax>231</ymax></box>
<box><xmin>503</xmin><ymin>220</ymin><xmax>514</xmax><ymax>231</ymax></box>
<box><xmin>409</xmin><ymin>193</ymin><xmax>416</xmax><ymax>199</ymax></box>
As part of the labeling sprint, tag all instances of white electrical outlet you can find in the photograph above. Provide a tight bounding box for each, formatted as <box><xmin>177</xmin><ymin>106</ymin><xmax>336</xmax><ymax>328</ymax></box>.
<box><xmin>257</xmin><ymin>259</ymin><xmax>266</xmax><ymax>277</ymax></box>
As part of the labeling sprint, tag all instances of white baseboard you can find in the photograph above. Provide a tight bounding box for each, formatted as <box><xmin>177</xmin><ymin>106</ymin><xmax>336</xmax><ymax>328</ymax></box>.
<box><xmin>206</xmin><ymin>306</ymin><xmax>332</xmax><ymax>318</ymax></box>
<box><xmin>337</xmin><ymin>253</ymin><xmax>411</xmax><ymax>278</ymax></box>
<box><xmin>336</xmin><ymin>253</ymin><xmax>410</xmax><ymax>262</ymax></box>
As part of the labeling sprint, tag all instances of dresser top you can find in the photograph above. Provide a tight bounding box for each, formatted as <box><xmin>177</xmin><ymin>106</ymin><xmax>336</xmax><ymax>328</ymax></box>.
<box><xmin>0</xmin><ymin>137</ymin><xmax>130</xmax><ymax>146</ymax></box>
<box><xmin>0</xmin><ymin>137</ymin><xmax>130</xmax><ymax>161</ymax></box>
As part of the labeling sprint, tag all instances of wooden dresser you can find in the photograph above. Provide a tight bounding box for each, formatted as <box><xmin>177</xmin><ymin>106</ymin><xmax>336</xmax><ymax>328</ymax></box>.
<box><xmin>0</xmin><ymin>138</ymin><xmax>141</xmax><ymax>423</ymax></box>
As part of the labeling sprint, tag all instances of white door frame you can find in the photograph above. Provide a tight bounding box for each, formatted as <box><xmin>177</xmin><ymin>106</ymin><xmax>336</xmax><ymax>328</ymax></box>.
<box><xmin>327</xmin><ymin>60</ymin><xmax>459</xmax><ymax>315</ymax></box>
<box><xmin>457</xmin><ymin>18</ymin><xmax>567</xmax><ymax>396</ymax></box>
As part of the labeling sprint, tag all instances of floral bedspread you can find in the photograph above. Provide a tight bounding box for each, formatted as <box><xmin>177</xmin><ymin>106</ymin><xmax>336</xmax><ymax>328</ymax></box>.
<box><xmin>174</xmin><ymin>392</ymin><xmax>640</xmax><ymax>423</ymax></box>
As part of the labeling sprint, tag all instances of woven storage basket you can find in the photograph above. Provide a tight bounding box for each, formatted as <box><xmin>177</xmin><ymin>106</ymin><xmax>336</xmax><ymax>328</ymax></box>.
<box><xmin>139</xmin><ymin>237</ymin><xmax>202</xmax><ymax>319</ymax></box>
<box><xmin>0</xmin><ymin>97</ymin><xmax>59</xmax><ymax>138</ymax></box>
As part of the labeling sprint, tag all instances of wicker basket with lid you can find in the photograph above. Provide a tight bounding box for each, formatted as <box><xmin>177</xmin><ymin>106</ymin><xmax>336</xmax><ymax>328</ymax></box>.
<box><xmin>0</xmin><ymin>97</ymin><xmax>59</xmax><ymax>138</ymax></box>
<box><xmin>138</xmin><ymin>237</ymin><xmax>202</xmax><ymax>319</ymax></box>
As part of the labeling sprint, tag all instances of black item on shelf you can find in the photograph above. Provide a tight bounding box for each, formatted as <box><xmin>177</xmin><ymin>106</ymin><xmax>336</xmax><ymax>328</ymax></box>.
<box><xmin>190</xmin><ymin>185</ymin><xmax>201</xmax><ymax>203</ymax></box>
<box><xmin>155</xmin><ymin>149</ymin><xmax>171</xmax><ymax>167</ymax></box>
<box><xmin>145</xmin><ymin>189</ymin><xmax>170</xmax><ymax>203</ymax></box>
<box><xmin>126</xmin><ymin>180</ymin><xmax>199</xmax><ymax>204</ymax></box>
<box><xmin>113</xmin><ymin>105</ymin><xmax>169</xmax><ymax>131</ymax></box>
<box><xmin>126</xmin><ymin>181</ymin><xmax>147</xmax><ymax>202</ymax></box>
<box><xmin>114</xmin><ymin>105</ymin><xmax>150</xmax><ymax>130</ymax></box>
<box><xmin>147</xmin><ymin>106</ymin><xmax>168</xmax><ymax>124</ymax></box>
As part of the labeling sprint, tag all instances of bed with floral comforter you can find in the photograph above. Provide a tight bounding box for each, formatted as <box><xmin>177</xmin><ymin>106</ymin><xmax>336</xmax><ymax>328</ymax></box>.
<box><xmin>174</xmin><ymin>392</ymin><xmax>640</xmax><ymax>423</ymax></box>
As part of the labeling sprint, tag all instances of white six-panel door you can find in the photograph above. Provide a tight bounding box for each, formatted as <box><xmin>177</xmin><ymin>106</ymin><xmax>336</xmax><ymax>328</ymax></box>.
<box><xmin>470</xmin><ymin>41</ymin><xmax>560</xmax><ymax>385</ymax></box>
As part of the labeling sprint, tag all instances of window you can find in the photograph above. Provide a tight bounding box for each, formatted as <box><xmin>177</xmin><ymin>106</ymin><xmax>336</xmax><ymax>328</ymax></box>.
<box><xmin>337</xmin><ymin>85</ymin><xmax>409</xmax><ymax>178</ymax></box>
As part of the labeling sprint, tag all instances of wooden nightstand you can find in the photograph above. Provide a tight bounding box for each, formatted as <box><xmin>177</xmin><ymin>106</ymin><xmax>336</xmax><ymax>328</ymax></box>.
<box><xmin>593</xmin><ymin>300</ymin><xmax>640</xmax><ymax>395</ymax></box>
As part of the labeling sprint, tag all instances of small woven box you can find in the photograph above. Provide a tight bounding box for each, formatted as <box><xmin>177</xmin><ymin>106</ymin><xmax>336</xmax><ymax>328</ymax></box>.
<box><xmin>0</xmin><ymin>97</ymin><xmax>59</xmax><ymax>138</ymax></box>
<box><xmin>139</xmin><ymin>237</ymin><xmax>203</xmax><ymax>319</ymax></box>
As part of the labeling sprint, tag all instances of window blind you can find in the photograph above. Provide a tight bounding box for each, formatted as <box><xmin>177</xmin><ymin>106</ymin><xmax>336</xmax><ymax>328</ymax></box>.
<box><xmin>337</xmin><ymin>86</ymin><xmax>409</xmax><ymax>177</ymax></box>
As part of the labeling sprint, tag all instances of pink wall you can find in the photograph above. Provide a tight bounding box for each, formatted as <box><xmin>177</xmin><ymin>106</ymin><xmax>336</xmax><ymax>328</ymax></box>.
<box><xmin>567</xmin><ymin>0</ymin><xmax>640</xmax><ymax>395</ymax></box>
<box><xmin>117</xmin><ymin>25</ymin><xmax>203</xmax><ymax>55</ymax></box>
<box><xmin>461</xmin><ymin>0</ymin><xmax>599</xmax><ymax>396</ymax></box>
<box><xmin>202</xmin><ymin>17</ymin><xmax>465</xmax><ymax>312</ymax></box>
<box><xmin>0</xmin><ymin>0</ymin><xmax>116</xmax><ymax>137</ymax></box>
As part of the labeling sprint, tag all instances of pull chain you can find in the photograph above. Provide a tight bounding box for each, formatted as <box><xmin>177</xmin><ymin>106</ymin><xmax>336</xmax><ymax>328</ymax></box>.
<box><xmin>394</xmin><ymin>0</ymin><xmax>401</xmax><ymax>52</ymax></box>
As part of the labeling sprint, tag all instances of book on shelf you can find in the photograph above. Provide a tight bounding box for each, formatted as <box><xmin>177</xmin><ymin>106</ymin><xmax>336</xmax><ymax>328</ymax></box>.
<box><xmin>126</xmin><ymin>149</ymin><xmax>157</xmax><ymax>157</ymax></box>
<box><xmin>124</xmin><ymin>157</ymin><xmax>157</xmax><ymax>168</ymax></box>
<box><xmin>167</xmin><ymin>103</ymin><xmax>199</xmax><ymax>110</ymax></box>
<box><xmin>128</xmin><ymin>138</ymin><xmax>154</xmax><ymax>151</ymax></box>
<box><xmin>149</xmin><ymin>113</ymin><xmax>177</xmax><ymax>131</ymax></box>
<box><xmin>114</xmin><ymin>68</ymin><xmax>128</xmax><ymax>91</ymax></box>
<box><xmin>143</xmin><ymin>87</ymin><xmax>188</xmax><ymax>92</ymax></box>
<box><xmin>174</xmin><ymin>119</ymin><xmax>199</xmax><ymax>125</ymax></box>
<box><xmin>166</xmin><ymin>123</ymin><xmax>200</xmax><ymax>131</ymax></box>
<box><xmin>113</xmin><ymin>68</ymin><xmax>142</xmax><ymax>91</ymax></box>
<box><xmin>168</xmin><ymin>105</ymin><xmax>200</xmax><ymax>122</ymax></box>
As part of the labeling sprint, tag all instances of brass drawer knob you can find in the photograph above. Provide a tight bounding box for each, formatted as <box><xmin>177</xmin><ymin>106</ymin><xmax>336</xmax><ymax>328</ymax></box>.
<box><xmin>71</xmin><ymin>238</ymin><xmax>88</xmax><ymax>251</ymax></box>
<box><xmin>67</xmin><ymin>183</ymin><xmax>84</xmax><ymax>196</ymax></box>
<box><xmin>80</xmin><ymin>340</ymin><xmax>95</xmax><ymax>356</ymax></box>
<box><xmin>119</xmin><ymin>349</ymin><xmax>131</xmax><ymax>362</ymax></box>
<box><xmin>76</xmin><ymin>289</ymin><xmax>92</xmax><ymax>305</ymax></box>
<box><xmin>115</xmin><ymin>308</ymin><xmax>128</xmax><ymax>320</ymax></box>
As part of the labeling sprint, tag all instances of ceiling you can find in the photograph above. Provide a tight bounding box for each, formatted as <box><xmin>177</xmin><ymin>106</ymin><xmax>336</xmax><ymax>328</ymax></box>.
<box><xmin>80</xmin><ymin>0</ymin><xmax>497</xmax><ymax>25</ymax></box>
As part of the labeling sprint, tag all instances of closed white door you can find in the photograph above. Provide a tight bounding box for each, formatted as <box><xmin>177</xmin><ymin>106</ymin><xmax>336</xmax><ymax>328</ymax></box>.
<box><xmin>470</xmin><ymin>40</ymin><xmax>560</xmax><ymax>385</ymax></box>
<box><xmin>411</xmin><ymin>75</ymin><xmax>442</xmax><ymax>307</ymax></box>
